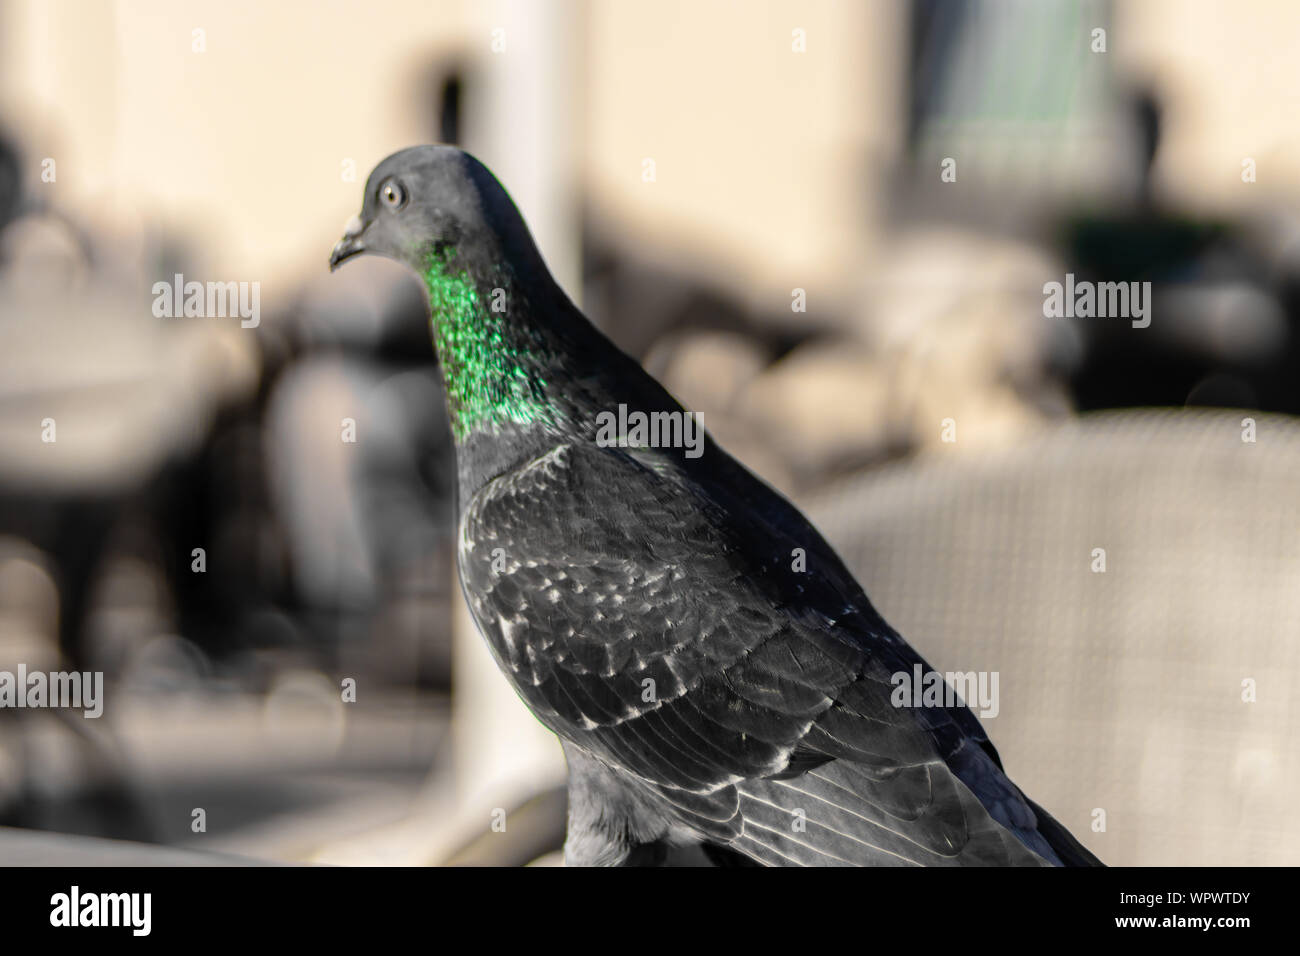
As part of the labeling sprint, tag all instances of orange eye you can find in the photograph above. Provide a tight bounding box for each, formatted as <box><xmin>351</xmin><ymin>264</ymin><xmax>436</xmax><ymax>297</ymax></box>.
<box><xmin>379</xmin><ymin>179</ymin><xmax>406</xmax><ymax>210</ymax></box>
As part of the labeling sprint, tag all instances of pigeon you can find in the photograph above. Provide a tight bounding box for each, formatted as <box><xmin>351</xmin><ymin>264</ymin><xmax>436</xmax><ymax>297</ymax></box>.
<box><xmin>329</xmin><ymin>145</ymin><xmax>1102</xmax><ymax>867</ymax></box>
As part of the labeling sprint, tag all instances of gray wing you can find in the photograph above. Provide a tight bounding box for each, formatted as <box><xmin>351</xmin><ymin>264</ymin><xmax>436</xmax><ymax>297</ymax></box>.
<box><xmin>459</xmin><ymin>439</ymin><xmax>1069</xmax><ymax>865</ymax></box>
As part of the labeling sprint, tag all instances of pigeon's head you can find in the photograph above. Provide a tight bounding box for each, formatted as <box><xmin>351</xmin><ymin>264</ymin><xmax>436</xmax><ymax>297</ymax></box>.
<box><xmin>329</xmin><ymin>145</ymin><xmax>534</xmax><ymax>277</ymax></box>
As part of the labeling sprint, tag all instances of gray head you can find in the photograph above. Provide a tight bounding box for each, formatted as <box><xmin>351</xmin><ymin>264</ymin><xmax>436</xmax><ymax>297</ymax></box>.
<box><xmin>328</xmin><ymin>145</ymin><xmax>540</xmax><ymax>278</ymax></box>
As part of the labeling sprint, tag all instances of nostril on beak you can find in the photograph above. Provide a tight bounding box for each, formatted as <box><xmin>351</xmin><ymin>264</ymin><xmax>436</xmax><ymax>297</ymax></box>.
<box><xmin>343</xmin><ymin>215</ymin><xmax>366</xmax><ymax>239</ymax></box>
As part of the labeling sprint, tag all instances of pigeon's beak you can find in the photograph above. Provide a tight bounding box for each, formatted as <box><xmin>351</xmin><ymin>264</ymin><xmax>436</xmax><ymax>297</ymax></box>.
<box><xmin>329</xmin><ymin>215</ymin><xmax>369</xmax><ymax>272</ymax></box>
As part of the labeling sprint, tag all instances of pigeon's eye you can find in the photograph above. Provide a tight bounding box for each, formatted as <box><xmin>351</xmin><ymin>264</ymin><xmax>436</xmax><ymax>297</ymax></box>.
<box><xmin>379</xmin><ymin>179</ymin><xmax>407</xmax><ymax>210</ymax></box>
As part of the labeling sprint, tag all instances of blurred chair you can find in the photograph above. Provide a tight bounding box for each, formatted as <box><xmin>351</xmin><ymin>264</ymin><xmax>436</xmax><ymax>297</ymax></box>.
<box><xmin>805</xmin><ymin>407</ymin><xmax>1300</xmax><ymax>866</ymax></box>
<box><xmin>0</xmin><ymin>279</ymin><xmax>260</xmax><ymax>839</ymax></box>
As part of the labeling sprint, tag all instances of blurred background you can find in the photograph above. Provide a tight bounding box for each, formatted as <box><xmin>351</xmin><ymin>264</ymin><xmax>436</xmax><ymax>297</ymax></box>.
<box><xmin>0</xmin><ymin>0</ymin><xmax>1296</xmax><ymax>866</ymax></box>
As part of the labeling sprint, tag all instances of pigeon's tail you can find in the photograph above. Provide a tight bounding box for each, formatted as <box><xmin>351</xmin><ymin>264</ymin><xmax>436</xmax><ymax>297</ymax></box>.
<box><xmin>1022</xmin><ymin>795</ymin><xmax>1106</xmax><ymax>866</ymax></box>
<box><xmin>728</xmin><ymin>758</ymin><xmax>1055</xmax><ymax>866</ymax></box>
<box><xmin>938</xmin><ymin>733</ymin><xmax>1104</xmax><ymax>866</ymax></box>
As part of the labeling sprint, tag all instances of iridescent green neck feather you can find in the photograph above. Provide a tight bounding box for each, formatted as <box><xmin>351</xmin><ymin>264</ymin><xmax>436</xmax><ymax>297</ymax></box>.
<box><xmin>422</xmin><ymin>247</ymin><xmax>554</xmax><ymax>441</ymax></box>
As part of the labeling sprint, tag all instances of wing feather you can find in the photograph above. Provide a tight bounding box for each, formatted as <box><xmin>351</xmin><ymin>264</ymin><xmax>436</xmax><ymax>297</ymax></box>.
<box><xmin>462</xmin><ymin>439</ymin><xmax>1085</xmax><ymax>865</ymax></box>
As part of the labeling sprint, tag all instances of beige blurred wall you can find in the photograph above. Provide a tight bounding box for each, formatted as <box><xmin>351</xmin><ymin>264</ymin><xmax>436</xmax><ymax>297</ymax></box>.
<box><xmin>582</xmin><ymin>0</ymin><xmax>904</xmax><ymax>308</ymax></box>
<box><xmin>0</xmin><ymin>0</ymin><xmax>477</xmax><ymax>299</ymax></box>
<box><xmin>1115</xmin><ymin>0</ymin><xmax>1300</xmax><ymax>212</ymax></box>
<box><xmin>0</xmin><ymin>0</ymin><xmax>905</xmax><ymax>307</ymax></box>
<box><xmin>3</xmin><ymin>0</ymin><xmax>1300</xmax><ymax>296</ymax></box>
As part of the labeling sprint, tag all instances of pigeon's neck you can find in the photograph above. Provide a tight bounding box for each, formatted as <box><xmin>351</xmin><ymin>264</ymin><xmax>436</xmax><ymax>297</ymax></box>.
<box><xmin>423</xmin><ymin>246</ymin><xmax>565</xmax><ymax>443</ymax></box>
<box><xmin>422</xmin><ymin>238</ymin><xmax>683</xmax><ymax>492</ymax></box>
